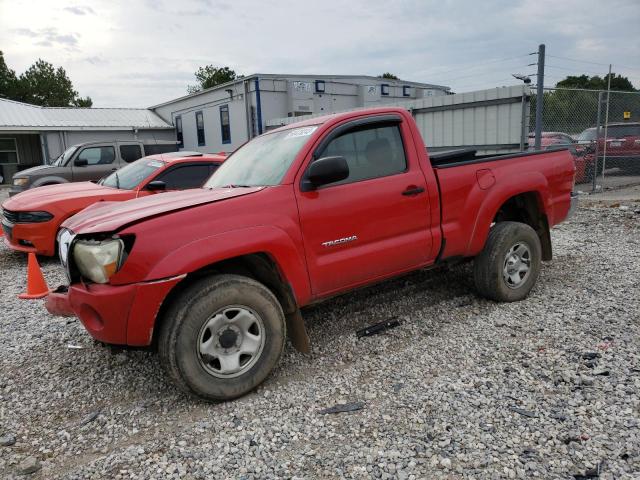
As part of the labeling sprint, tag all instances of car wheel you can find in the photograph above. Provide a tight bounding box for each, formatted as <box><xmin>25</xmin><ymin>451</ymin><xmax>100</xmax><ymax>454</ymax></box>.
<box><xmin>473</xmin><ymin>222</ymin><xmax>542</xmax><ymax>302</ymax></box>
<box><xmin>158</xmin><ymin>274</ymin><xmax>286</xmax><ymax>401</ymax></box>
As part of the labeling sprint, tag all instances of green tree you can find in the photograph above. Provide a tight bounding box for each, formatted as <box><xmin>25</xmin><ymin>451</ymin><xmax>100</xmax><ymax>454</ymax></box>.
<box><xmin>556</xmin><ymin>73</ymin><xmax>636</xmax><ymax>92</ymax></box>
<box><xmin>0</xmin><ymin>54</ymin><xmax>92</xmax><ymax>107</ymax></box>
<box><xmin>378</xmin><ymin>72</ymin><xmax>399</xmax><ymax>80</ymax></box>
<box><xmin>188</xmin><ymin>66</ymin><xmax>241</xmax><ymax>94</ymax></box>
<box><xmin>73</xmin><ymin>96</ymin><xmax>93</xmax><ymax>107</ymax></box>
<box><xmin>18</xmin><ymin>59</ymin><xmax>78</xmax><ymax>106</ymax></box>
<box><xmin>0</xmin><ymin>51</ymin><xmax>19</xmax><ymax>100</ymax></box>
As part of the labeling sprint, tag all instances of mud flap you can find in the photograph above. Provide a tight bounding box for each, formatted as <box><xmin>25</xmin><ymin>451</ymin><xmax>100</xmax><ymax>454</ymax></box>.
<box><xmin>285</xmin><ymin>310</ymin><xmax>310</xmax><ymax>354</ymax></box>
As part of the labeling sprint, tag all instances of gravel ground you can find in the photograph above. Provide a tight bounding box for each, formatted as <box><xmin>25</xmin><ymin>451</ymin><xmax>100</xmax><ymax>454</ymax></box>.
<box><xmin>1</xmin><ymin>199</ymin><xmax>639</xmax><ymax>479</ymax></box>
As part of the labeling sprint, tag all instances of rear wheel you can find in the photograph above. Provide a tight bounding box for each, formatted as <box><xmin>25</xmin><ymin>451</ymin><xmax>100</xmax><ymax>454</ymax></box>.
<box><xmin>473</xmin><ymin>222</ymin><xmax>542</xmax><ymax>302</ymax></box>
<box><xmin>158</xmin><ymin>274</ymin><xmax>286</xmax><ymax>401</ymax></box>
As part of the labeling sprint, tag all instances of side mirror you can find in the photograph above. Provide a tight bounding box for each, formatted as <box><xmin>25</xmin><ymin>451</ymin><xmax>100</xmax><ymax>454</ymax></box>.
<box><xmin>302</xmin><ymin>156</ymin><xmax>349</xmax><ymax>191</ymax></box>
<box><xmin>146</xmin><ymin>180</ymin><xmax>166</xmax><ymax>191</ymax></box>
<box><xmin>74</xmin><ymin>158</ymin><xmax>88</xmax><ymax>167</ymax></box>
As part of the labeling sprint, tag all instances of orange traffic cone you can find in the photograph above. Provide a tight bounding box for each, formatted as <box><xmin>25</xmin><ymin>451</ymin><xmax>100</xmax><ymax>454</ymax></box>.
<box><xmin>18</xmin><ymin>253</ymin><xmax>50</xmax><ymax>299</ymax></box>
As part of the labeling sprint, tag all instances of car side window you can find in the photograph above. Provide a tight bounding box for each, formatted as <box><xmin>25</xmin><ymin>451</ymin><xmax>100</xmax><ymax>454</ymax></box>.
<box><xmin>120</xmin><ymin>144</ymin><xmax>143</xmax><ymax>163</ymax></box>
<box><xmin>154</xmin><ymin>164</ymin><xmax>213</xmax><ymax>190</ymax></box>
<box><xmin>77</xmin><ymin>146</ymin><xmax>116</xmax><ymax>165</ymax></box>
<box><xmin>317</xmin><ymin>123</ymin><xmax>407</xmax><ymax>187</ymax></box>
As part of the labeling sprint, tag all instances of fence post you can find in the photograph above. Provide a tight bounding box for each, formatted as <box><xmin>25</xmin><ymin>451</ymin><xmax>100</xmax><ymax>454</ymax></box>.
<box><xmin>520</xmin><ymin>90</ymin><xmax>527</xmax><ymax>151</ymax></box>
<box><xmin>601</xmin><ymin>65</ymin><xmax>612</xmax><ymax>188</ymax></box>
<box><xmin>592</xmin><ymin>91</ymin><xmax>603</xmax><ymax>192</ymax></box>
<box><xmin>534</xmin><ymin>44</ymin><xmax>545</xmax><ymax>150</ymax></box>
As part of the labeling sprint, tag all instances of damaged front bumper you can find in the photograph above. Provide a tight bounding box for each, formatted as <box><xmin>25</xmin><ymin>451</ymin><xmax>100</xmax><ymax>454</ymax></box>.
<box><xmin>45</xmin><ymin>275</ymin><xmax>185</xmax><ymax>346</ymax></box>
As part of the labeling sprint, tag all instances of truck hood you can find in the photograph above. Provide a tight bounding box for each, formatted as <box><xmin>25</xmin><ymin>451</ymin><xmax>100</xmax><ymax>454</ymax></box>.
<box><xmin>3</xmin><ymin>182</ymin><xmax>124</xmax><ymax>210</ymax></box>
<box><xmin>13</xmin><ymin>165</ymin><xmax>66</xmax><ymax>178</ymax></box>
<box><xmin>62</xmin><ymin>187</ymin><xmax>265</xmax><ymax>234</ymax></box>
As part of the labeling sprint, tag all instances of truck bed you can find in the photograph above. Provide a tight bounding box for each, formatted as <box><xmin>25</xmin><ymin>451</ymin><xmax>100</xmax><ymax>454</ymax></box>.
<box><xmin>430</xmin><ymin>148</ymin><xmax>575</xmax><ymax>261</ymax></box>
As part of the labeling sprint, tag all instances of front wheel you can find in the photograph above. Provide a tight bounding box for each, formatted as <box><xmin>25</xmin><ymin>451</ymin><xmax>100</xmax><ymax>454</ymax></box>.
<box><xmin>473</xmin><ymin>221</ymin><xmax>542</xmax><ymax>302</ymax></box>
<box><xmin>158</xmin><ymin>274</ymin><xmax>286</xmax><ymax>401</ymax></box>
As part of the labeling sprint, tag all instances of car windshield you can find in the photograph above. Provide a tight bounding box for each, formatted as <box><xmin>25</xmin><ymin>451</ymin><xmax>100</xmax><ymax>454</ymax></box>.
<box><xmin>576</xmin><ymin>128</ymin><xmax>598</xmax><ymax>142</ymax></box>
<box><xmin>99</xmin><ymin>157</ymin><xmax>165</xmax><ymax>190</ymax></box>
<box><xmin>52</xmin><ymin>146</ymin><xmax>78</xmax><ymax>166</ymax></box>
<box><xmin>205</xmin><ymin>126</ymin><xmax>318</xmax><ymax>188</ymax></box>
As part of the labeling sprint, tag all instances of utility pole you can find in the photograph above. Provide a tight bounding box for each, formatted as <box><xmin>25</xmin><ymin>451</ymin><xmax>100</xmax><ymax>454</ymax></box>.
<box><xmin>534</xmin><ymin>44</ymin><xmax>545</xmax><ymax>151</ymax></box>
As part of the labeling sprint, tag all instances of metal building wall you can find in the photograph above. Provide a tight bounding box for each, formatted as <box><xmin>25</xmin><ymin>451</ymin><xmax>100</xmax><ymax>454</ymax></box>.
<box><xmin>267</xmin><ymin>85</ymin><xmax>530</xmax><ymax>155</ymax></box>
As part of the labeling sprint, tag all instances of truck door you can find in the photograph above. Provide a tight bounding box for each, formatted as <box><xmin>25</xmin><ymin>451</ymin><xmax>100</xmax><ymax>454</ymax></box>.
<box><xmin>71</xmin><ymin>145</ymin><xmax>118</xmax><ymax>182</ymax></box>
<box><xmin>296</xmin><ymin>116</ymin><xmax>433</xmax><ymax>296</ymax></box>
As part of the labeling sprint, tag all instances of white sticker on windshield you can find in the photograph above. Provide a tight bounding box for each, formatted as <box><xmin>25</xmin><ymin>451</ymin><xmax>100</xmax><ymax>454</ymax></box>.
<box><xmin>147</xmin><ymin>161</ymin><xmax>164</xmax><ymax>168</ymax></box>
<box><xmin>284</xmin><ymin>126</ymin><xmax>318</xmax><ymax>139</ymax></box>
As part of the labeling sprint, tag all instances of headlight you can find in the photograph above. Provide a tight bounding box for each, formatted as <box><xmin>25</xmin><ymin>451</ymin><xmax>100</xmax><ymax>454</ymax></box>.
<box><xmin>13</xmin><ymin>178</ymin><xmax>28</xmax><ymax>187</ymax></box>
<box><xmin>73</xmin><ymin>238</ymin><xmax>125</xmax><ymax>284</ymax></box>
<box><xmin>17</xmin><ymin>211</ymin><xmax>54</xmax><ymax>223</ymax></box>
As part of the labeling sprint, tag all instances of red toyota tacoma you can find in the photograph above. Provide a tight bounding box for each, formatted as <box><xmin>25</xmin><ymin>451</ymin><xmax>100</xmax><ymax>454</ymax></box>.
<box><xmin>47</xmin><ymin>107</ymin><xmax>576</xmax><ymax>401</ymax></box>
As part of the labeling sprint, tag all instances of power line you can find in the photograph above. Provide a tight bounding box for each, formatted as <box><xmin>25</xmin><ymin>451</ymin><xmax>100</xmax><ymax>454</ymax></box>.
<box><xmin>545</xmin><ymin>64</ymin><xmax>609</xmax><ymax>75</ymax></box>
<box><xmin>420</xmin><ymin>54</ymin><xmax>530</xmax><ymax>80</ymax></box>
<box><xmin>547</xmin><ymin>54</ymin><xmax>640</xmax><ymax>72</ymax></box>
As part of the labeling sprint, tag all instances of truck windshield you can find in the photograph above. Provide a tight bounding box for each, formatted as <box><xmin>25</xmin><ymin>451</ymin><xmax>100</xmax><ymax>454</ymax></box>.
<box><xmin>52</xmin><ymin>146</ymin><xmax>78</xmax><ymax>166</ymax></box>
<box><xmin>206</xmin><ymin>126</ymin><xmax>318</xmax><ymax>188</ymax></box>
<box><xmin>99</xmin><ymin>158</ymin><xmax>165</xmax><ymax>190</ymax></box>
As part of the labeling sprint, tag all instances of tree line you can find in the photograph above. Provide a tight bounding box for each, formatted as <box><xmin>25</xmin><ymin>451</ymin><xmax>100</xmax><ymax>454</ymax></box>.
<box><xmin>0</xmin><ymin>51</ymin><xmax>92</xmax><ymax>107</ymax></box>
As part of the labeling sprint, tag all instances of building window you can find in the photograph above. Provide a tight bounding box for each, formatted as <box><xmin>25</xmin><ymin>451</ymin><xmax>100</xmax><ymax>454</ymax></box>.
<box><xmin>175</xmin><ymin>115</ymin><xmax>183</xmax><ymax>148</ymax></box>
<box><xmin>195</xmin><ymin>111</ymin><xmax>205</xmax><ymax>146</ymax></box>
<box><xmin>315</xmin><ymin>80</ymin><xmax>326</xmax><ymax>93</ymax></box>
<box><xmin>220</xmin><ymin>105</ymin><xmax>231</xmax><ymax>145</ymax></box>
<box><xmin>403</xmin><ymin>86</ymin><xmax>411</xmax><ymax>97</ymax></box>
<box><xmin>0</xmin><ymin>138</ymin><xmax>18</xmax><ymax>164</ymax></box>
<box><xmin>380</xmin><ymin>84</ymin><xmax>389</xmax><ymax>96</ymax></box>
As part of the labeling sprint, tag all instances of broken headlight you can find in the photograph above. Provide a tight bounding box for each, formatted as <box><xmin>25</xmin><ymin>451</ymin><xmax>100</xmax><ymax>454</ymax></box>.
<box><xmin>73</xmin><ymin>237</ymin><xmax>126</xmax><ymax>284</ymax></box>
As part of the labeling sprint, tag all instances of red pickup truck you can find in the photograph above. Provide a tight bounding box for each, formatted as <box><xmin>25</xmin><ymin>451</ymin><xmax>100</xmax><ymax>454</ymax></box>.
<box><xmin>47</xmin><ymin>107</ymin><xmax>576</xmax><ymax>401</ymax></box>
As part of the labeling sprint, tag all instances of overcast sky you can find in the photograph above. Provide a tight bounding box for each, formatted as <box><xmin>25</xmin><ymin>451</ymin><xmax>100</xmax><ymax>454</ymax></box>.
<box><xmin>1</xmin><ymin>0</ymin><xmax>639</xmax><ymax>108</ymax></box>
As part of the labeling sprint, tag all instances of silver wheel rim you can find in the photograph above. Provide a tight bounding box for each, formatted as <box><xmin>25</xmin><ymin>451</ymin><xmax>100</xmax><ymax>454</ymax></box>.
<box><xmin>502</xmin><ymin>242</ymin><xmax>531</xmax><ymax>289</ymax></box>
<box><xmin>197</xmin><ymin>306</ymin><xmax>265</xmax><ymax>378</ymax></box>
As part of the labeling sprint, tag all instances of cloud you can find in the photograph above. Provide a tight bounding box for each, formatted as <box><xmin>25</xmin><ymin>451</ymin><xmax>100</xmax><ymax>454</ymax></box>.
<box><xmin>13</xmin><ymin>28</ymin><xmax>79</xmax><ymax>48</ymax></box>
<box><xmin>63</xmin><ymin>5</ymin><xmax>95</xmax><ymax>15</ymax></box>
<box><xmin>2</xmin><ymin>0</ymin><xmax>639</xmax><ymax>107</ymax></box>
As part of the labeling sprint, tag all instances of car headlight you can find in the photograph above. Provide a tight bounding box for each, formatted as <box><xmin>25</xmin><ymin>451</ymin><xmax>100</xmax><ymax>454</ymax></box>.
<box><xmin>73</xmin><ymin>237</ymin><xmax>125</xmax><ymax>284</ymax></box>
<box><xmin>17</xmin><ymin>211</ymin><xmax>54</xmax><ymax>223</ymax></box>
<box><xmin>13</xmin><ymin>177</ymin><xmax>28</xmax><ymax>187</ymax></box>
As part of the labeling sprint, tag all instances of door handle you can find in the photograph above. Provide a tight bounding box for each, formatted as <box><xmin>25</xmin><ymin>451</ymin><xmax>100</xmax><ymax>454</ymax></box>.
<box><xmin>402</xmin><ymin>186</ymin><xmax>425</xmax><ymax>196</ymax></box>
<box><xmin>111</xmin><ymin>168</ymin><xmax>117</xmax><ymax>171</ymax></box>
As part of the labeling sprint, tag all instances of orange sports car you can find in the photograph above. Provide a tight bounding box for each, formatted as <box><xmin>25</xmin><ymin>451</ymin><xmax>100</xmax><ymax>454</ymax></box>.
<box><xmin>1</xmin><ymin>152</ymin><xmax>225</xmax><ymax>256</ymax></box>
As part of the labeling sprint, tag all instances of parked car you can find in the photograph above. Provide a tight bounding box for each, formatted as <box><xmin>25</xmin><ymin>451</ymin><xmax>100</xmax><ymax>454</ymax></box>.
<box><xmin>9</xmin><ymin>140</ymin><xmax>179</xmax><ymax>197</ymax></box>
<box><xmin>47</xmin><ymin>107</ymin><xmax>576</xmax><ymax>401</ymax></box>
<box><xmin>528</xmin><ymin>131</ymin><xmax>576</xmax><ymax>150</ymax></box>
<box><xmin>528</xmin><ymin>132</ymin><xmax>591</xmax><ymax>183</ymax></box>
<box><xmin>1</xmin><ymin>152</ymin><xmax>225</xmax><ymax>256</ymax></box>
<box><xmin>576</xmin><ymin>122</ymin><xmax>640</xmax><ymax>172</ymax></box>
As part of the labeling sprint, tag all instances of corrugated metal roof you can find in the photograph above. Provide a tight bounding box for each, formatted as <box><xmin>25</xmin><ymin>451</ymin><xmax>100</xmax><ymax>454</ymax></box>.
<box><xmin>0</xmin><ymin>98</ymin><xmax>173</xmax><ymax>131</ymax></box>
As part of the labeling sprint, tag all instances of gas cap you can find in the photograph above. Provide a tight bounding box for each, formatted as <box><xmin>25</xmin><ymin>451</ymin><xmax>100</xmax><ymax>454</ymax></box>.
<box><xmin>476</xmin><ymin>169</ymin><xmax>495</xmax><ymax>190</ymax></box>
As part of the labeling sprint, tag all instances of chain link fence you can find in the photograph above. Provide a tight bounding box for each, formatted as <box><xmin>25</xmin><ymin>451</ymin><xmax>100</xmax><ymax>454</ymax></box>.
<box><xmin>529</xmin><ymin>88</ymin><xmax>640</xmax><ymax>192</ymax></box>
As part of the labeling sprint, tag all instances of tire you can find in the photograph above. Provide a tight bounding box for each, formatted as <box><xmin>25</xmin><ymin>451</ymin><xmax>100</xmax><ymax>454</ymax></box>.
<box><xmin>473</xmin><ymin>221</ymin><xmax>542</xmax><ymax>302</ymax></box>
<box><xmin>158</xmin><ymin>274</ymin><xmax>286</xmax><ymax>401</ymax></box>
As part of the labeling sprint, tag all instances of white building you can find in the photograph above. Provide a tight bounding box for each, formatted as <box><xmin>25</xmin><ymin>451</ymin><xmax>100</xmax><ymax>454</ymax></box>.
<box><xmin>0</xmin><ymin>98</ymin><xmax>175</xmax><ymax>183</ymax></box>
<box><xmin>151</xmin><ymin>74</ymin><xmax>450</xmax><ymax>153</ymax></box>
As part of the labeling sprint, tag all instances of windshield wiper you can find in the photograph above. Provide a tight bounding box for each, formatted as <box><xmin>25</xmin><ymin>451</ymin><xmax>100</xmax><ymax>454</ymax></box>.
<box><xmin>115</xmin><ymin>172</ymin><xmax>120</xmax><ymax>189</ymax></box>
<box><xmin>221</xmin><ymin>184</ymin><xmax>253</xmax><ymax>188</ymax></box>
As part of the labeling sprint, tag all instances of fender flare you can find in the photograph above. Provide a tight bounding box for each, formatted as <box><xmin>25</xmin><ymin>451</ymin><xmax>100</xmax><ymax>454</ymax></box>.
<box><xmin>145</xmin><ymin>225</ymin><xmax>312</xmax><ymax>306</ymax></box>
<box><xmin>466</xmin><ymin>171</ymin><xmax>551</xmax><ymax>256</ymax></box>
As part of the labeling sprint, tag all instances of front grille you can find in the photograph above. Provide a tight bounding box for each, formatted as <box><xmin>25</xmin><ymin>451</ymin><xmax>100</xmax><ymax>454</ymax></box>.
<box><xmin>1</xmin><ymin>209</ymin><xmax>18</xmax><ymax>224</ymax></box>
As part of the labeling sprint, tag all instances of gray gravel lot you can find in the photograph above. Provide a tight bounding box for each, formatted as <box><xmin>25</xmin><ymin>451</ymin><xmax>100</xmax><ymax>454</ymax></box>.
<box><xmin>1</xmin><ymin>199</ymin><xmax>639</xmax><ymax>479</ymax></box>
